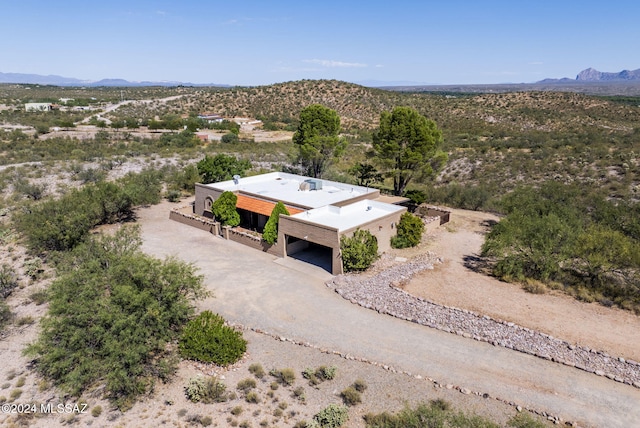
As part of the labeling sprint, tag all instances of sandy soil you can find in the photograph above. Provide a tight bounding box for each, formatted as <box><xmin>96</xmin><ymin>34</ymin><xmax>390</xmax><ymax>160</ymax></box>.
<box><xmin>402</xmin><ymin>208</ymin><xmax>640</xmax><ymax>362</ymax></box>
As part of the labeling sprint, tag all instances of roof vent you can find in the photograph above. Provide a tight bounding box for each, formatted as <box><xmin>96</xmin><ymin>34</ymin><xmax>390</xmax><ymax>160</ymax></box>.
<box><xmin>233</xmin><ymin>175</ymin><xmax>241</xmax><ymax>184</ymax></box>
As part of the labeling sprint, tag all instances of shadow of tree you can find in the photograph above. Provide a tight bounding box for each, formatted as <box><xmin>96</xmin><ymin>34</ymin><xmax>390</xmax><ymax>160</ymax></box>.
<box><xmin>463</xmin><ymin>254</ymin><xmax>493</xmax><ymax>275</ymax></box>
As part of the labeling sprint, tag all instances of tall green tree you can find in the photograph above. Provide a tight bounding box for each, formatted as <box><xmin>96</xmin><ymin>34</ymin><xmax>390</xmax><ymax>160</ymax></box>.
<box><xmin>372</xmin><ymin>106</ymin><xmax>447</xmax><ymax>196</ymax></box>
<box><xmin>262</xmin><ymin>201</ymin><xmax>290</xmax><ymax>245</ymax></box>
<box><xmin>197</xmin><ymin>154</ymin><xmax>251</xmax><ymax>184</ymax></box>
<box><xmin>292</xmin><ymin>104</ymin><xmax>345</xmax><ymax>178</ymax></box>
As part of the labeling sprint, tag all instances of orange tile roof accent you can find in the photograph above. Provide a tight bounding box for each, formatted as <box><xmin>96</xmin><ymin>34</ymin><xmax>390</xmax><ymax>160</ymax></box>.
<box><xmin>235</xmin><ymin>195</ymin><xmax>304</xmax><ymax>217</ymax></box>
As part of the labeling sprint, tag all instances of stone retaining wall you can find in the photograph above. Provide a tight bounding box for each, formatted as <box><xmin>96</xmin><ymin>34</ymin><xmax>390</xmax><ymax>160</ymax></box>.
<box><xmin>169</xmin><ymin>208</ymin><xmax>218</xmax><ymax>234</ymax></box>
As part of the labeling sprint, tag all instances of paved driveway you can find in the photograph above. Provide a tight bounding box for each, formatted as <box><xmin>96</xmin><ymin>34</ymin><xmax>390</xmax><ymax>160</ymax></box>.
<box><xmin>139</xmin><ymin>201</ymin><xmax>640</xmax><ymax>428</ymax></box>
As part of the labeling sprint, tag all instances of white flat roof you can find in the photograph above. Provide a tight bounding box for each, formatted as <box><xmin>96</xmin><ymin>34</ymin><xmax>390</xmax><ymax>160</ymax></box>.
<box><xmin>291</xmin><ymin>199</ymin><xmax>405</xmax><ymax>232</ymax></box>
<box><xmin>206</xmin><ymin>172</ymin><xmax>376</xmax><ymax>209</ymax></box>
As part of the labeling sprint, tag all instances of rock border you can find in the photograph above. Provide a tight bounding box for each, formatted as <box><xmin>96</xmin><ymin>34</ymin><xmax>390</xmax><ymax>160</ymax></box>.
<box><xmin>325</xmin><ymin>253</ymin><xmax>640</xmax><ymax>389</ymax></box>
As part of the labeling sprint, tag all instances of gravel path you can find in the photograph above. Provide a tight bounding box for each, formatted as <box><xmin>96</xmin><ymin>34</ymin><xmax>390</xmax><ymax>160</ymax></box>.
<box><xmin>328</xmin><ymin>253</ymin><xmax>640</xmax><ymax>389</ymax></box>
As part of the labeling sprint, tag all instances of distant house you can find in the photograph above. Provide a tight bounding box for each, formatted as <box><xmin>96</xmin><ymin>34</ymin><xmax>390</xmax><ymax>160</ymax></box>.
<box><xmin>25</xmin><ymin>102</ymin><xmax>52</xmax><ymax>112</ymax></box>
<box><xmin>59</xmin><ymin>98</ymin><xmax>74</xmax><ymax>104</ymax></box>
<box><xmin>197</xmin><ymin>113</ymin><xmax>224</xmax><ymax>124</ymax></box>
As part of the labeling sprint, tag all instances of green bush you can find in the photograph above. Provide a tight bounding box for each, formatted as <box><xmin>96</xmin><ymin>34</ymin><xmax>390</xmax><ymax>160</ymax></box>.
<box><xmin>25</xmin><ymin>226</ymin><xmax>205</xmax><ymax>410</ymax></box>
<box><xmin>340</xmin><ymin>229</ymin><xmax>378</xmax><ymax>272</ymax></box>
<box><xmin>262</xmin><ymin>201</ymin><xmax>289</xmax><ymax>245</ymax></box>
<box><xmin>212</xmin><ymin>191</ymin><xmax>240</xmax><ymax>227</ymax></box>
<box><xmin>179</xmin><ymin>310</ymin><xmax>247</xmax><ymax>366</ymax></box>
<box><xmin>507</xmin><ymin>413</ymin><xmax>547</xmax><ymax>428</ymax></box>
<box><xmin>313</xmin><ymin>404</ymin><xmax>349</xmax><ymax>428</ymax></box>
<box><xmin>391</xmin><ymin>212</ymin><xmax>424</xmax><ymax>249</ymax></box>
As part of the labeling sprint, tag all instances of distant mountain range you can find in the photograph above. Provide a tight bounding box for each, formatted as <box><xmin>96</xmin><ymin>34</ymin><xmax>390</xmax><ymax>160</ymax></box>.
<box><xmin>539</xmin><ymin>67</ymin><xmax>640</xmax><ymax>83</ymax></box>
<box><xmin>0</xmin><ymin>72</ymin><xmax>229</xmax><ymax>87</ymax></box>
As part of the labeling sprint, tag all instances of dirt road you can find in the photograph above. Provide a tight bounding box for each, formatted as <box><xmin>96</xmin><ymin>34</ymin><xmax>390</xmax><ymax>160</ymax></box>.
<box><xmin>137</xmin><ymin>200</ymin><xmax>640</xmax><ymax>427</ymax></box>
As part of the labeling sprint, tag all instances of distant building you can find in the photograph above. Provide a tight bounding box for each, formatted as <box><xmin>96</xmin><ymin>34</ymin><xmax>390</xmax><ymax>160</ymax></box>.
<box><xmin>197</xmin><ymin>113</ymin><xmax>224</xmax><ymax>124</ymax></box>
<box><xmin>59</xmin><ymin>98</ymin><xmax>75</xmax><ymax>104</ymax></box>
<box><xmin>25</xmin><ymin>102</ymin><xmax>52</xmax><ymax>112</ymax></box>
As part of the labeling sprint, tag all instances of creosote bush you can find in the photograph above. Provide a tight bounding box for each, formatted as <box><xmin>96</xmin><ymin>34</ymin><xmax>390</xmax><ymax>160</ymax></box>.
<box><xmin>248</xmin><ymin>363</ymin><xmax>265</xmax><ymax>379</ymax></box>
<box><xmin>270</xmin><ymin>368</ymin><xmax>296</xmax><ymax>386</ymax></box>
<box><xmin>179</xmin><ymin>310</ymin><xmax>247</xmax><ymax>366</ymax></box>
<box><xmin>340</xmin><ymin>386</ymin><xmax>361</xmax><ymax>406</ymax></box>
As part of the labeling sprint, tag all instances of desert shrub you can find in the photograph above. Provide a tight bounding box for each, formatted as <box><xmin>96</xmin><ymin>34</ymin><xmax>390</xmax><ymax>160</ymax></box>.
<box><xmin>313</xmin><ymin>404</ymin><xmax>348</xmax><ymax>428</ymax></box>
<box><xmin>363</xmin><ymin>400</ymin><xmax>501</xmax><ymax>428</ymax></box>
<box><xmin>179</xmin><ymin>310</ymin><xmax>247</xmax><ymax>366</ymax></box>
<box><xmin>248</xmin><ymin>363</ymin><xmax>265</xmax><ymax>379</ymax></box>
<box><xmin>166</xmin><ymin>189</ymin><xmax>182</xmax><ymax>202</ymax></box>
<box><xmin>231</xmin><ymin>406</ymin><xmax>243</xmax><ymax>416</ymax></box>
<box><xmin>25</xmin><ymin>226</ymin><xmax>205</xmax><ymax>410</ymax></box>
<box><xmin>222</xmin><ymin>133</ymin><xmax>239</xmax><ymax>144</ymax></box>
<box><xmin>186</xmin><ymin>376</ymin><xmax>228</xmax><ymax>404</ymax></box>
<box><xmin>507</xmin><ymin>413</ymin><xmax>547</xmax><ymax>428</ymax></box>
<box><xmin>340</xmin><ymin>229</ymin><xmax>378</xmax><ymax>272</ymax></box>
<box><xmin>262</xmin><ymin>201</ymin><xmax>289</xmax><ymax>245</ymax></box>
<box><xmin>352</xmin><ymin>379</ymin><xmax>367</xmax><ymax>393</ymax></box>
<box><xmin>245</xmin><ymin>391</ymin><xmax>260</xmax><ymax>404</ymax></box>
<box><xmin>237</xmin><ymin>378</ymin><xmax>257</xmax><ymax>392</ymax></box>
<box><xmin>270</xmin><ymin>368</ymin><xmax>296</xmax><ymax>386</ymax></box>
<box><xmin>186</xmin><ymin>377</ymin><xmax>206</xmax><ymax>403</ymax></box>
<box><xmin>0</xmin><ymin>301</ymin><xmax>12</xmax><ymax>328</ymax></box>
<box><xmin>201</xmin><ymin>416</ymin><xmax>213</xmax><ymax>426</ymax></box>
<box><xmin>391</xmin><ymin>212</ymin><xmax>424</xmax><ymax>249</ymax></box>
<box><xmin>303</xmin><ymin>365</ymin><xmax>337</xmax><ymax>385</ymax></box>
<box><xmin>91</xmin><ymin>405</ymin><xmax>102</xmax><ymax>417</ymax></box>
<box><xmin>340</xmin><ymin>387</ymin><xmax>361</xmax><ymax>406</ymax></box>
<box><xmin>0</xmin><ymin>264</ymin><xmax>18</xmax><ymax>298</ymax></box>
<box><xmin>212</xmin><ymin>191</ymin><xmax>240</xmax><ymax>227</ymax></box>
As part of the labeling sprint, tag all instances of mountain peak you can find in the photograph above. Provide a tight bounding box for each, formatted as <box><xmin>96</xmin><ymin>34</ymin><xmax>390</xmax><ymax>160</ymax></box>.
<box><xmin>576</xmin><ymin>67</ymin><xmax>640</xmax><ymax>82</ymax></box>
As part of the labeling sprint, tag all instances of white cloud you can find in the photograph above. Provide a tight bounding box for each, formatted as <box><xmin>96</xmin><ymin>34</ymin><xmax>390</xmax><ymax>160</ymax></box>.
<box><xmin>304</xmin><ymin>59</ymin><xmax>367</xmax><ymax>68</ymax></box>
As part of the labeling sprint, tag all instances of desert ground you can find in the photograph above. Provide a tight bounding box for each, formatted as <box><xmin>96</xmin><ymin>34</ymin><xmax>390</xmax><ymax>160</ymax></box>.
<box><xmin>1</xmin><ymin>199</ymin><xmax>639</xmax><ymax>428</ymax></box>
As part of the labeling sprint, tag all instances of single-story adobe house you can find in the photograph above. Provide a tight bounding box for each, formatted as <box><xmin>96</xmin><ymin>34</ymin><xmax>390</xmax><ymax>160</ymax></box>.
<box><xmin>188</xmin><ymin>172</ymin><xmax>408</xmax><ymax>274</ymax></box>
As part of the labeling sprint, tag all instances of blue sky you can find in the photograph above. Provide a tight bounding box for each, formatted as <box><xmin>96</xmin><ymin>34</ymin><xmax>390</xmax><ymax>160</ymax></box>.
<box><xmin>1</xmin><ymin>0</ymin><xmax>638</xmax><ymax>86</ymax></box>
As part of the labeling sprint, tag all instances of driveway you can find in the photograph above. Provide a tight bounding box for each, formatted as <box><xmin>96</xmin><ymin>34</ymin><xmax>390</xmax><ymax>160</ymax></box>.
<box><xmin>139</xmin><ymin>201</ymin><xmax>640</xmax><ymax>428</ymax></box>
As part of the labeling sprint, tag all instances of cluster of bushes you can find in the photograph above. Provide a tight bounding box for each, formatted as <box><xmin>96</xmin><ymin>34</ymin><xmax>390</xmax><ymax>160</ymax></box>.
<box><xmin>363</xmin><ymin>399</ymin><xmax>546</xmax><ymax>428</ymax></box>
<box><xmin>25</xmin><ymin>226</ymin><xmax>205</xmax><ymax>410</ymax></box>
<box><xmin>14</xmin><ymin>170</ymin><xmax>161</xmax><ymax>252</ymax></box>
<box><xmin>179</xmin><ymin>310</ymin><xmax>247</xmax><ymax>366</ymax></box>
<box><xmin>482</xmin><ymin>181</ymin><xmax>640</xmax><ymax>312</ymax></box>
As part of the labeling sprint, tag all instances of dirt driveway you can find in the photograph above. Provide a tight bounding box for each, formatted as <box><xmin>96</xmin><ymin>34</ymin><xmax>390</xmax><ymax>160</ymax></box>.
<box><xmin>138</xmin><ymin>200</ymin><xmax>640</xmax><ymax>428</ymax></box>
<box><xmin>403</xmin><ymin>209</ymin><xmax>640</xmax><ymax>362</ymax></box>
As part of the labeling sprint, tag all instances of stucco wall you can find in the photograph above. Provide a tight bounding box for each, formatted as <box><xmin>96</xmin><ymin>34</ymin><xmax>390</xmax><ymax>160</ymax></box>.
<box><xmin>341</xmin><ymin>207</ymin><xmax>407</xmax><ymax>253</ymax></box>
<box><xmin>194</xmin><ymin>183</ymin><xmax>223</xmax><ymax>216</ymax></box>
